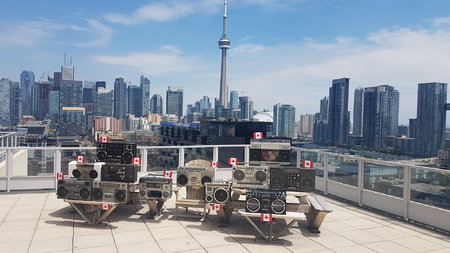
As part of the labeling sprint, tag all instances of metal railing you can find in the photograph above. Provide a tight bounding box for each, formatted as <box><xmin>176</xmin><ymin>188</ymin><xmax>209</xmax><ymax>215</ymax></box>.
<box><xmin>0</xmin><ymin>144</ymin><xmax>448</xmax><ymax>232</ymax></box>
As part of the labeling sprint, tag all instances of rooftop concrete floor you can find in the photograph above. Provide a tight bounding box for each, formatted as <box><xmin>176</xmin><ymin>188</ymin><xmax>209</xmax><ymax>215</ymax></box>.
<box><xmin>0</xmin><ymin>191</ymin><xmax>449</xmax><ymax>253</ymax></box>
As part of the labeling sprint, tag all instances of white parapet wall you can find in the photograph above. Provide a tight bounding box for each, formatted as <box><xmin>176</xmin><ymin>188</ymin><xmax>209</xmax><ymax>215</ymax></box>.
<box><xmin>0</xmin><ymin>149</ymin><xmax>28</xmax><ymax>176</ymax></box>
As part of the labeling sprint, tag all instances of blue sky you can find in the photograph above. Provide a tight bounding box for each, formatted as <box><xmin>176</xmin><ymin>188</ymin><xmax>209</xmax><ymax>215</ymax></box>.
<box><xmin>2</xmin><ymin>0</ymin><xmax>450</xmax><ymax>124</ymax></box>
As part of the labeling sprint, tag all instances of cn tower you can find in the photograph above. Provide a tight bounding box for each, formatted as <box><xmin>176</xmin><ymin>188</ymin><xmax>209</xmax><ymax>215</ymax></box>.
<box><xmin>218</xmin><ymin>0</ymin><xmax>230</xmax><ymax>109</ymax></box>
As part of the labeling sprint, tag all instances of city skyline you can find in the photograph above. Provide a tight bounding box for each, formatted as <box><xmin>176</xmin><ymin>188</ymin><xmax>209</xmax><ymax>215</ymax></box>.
<box><xmin>2</xmin><ymin>1</ymin><xmax>450</xmax><ymax>123</ymax></box>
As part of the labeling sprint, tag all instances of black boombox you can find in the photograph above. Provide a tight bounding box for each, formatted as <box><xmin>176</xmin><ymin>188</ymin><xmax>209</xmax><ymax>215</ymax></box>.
<box><xmin>249</xmin><ymin>139</ymin><xmax>291</xmax><ymax>164</ymax></box>
<box><xmin>269</xmin><ymin>167</ymin><xmax>316</xmax><ymax>192</ymax></box>
<box><xmin>69</xmin><ymin>162</ymin><xmax>104</xmax><ymax>181</ymax></box>
<box><xmin>101</xmin><ymin>164</ymin><xmax>139</xmax><ymax>183</ymax></box>
<box><xmin>139</xmin><ymin>176</ymin><xmax>173</xmax><ymax>200</ymax></box>
<box><xmin>96</xmin><ymin>141</ymin><xmax>137</xmax><ymax>164</ymax></box>
<box><xmin>232</xmin><ymin>165</ymin><xmax>269</xmax><ymax>189</ymax></box>
<box><xmin>176</xmin><ymin>166</ymin><xmax>214</xmax><ymax>187</ymax></box>
<box><xmin>57</xmin><ymin>179</ymin><xmax>92</xmax><ymax>201</ymax></box>
<box><xmin>204</xmin><ymin>182</ymin><xmax>232</xmax><ymax>204</ymax></box>
<box><xmin>245</xmin><ymin>189</ymin><xmax>286</xmax><ymax>214</ymax></box>
<box><xmin>92</xmin><ymin>181</ymin><xmax>129</xmax><ymax>203</ymax></box>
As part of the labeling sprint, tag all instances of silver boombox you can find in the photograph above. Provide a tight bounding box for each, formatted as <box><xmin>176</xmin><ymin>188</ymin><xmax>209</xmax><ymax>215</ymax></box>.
<box><xmin>204</xmin><ymin>182</ymin><xmax>232</xmax><ymax>204</ymax></box>
<box><xmin>92</xmin><ymin>181</ymin><xmax>129</xmax><ymax>203</ymax></box>
<box><xmin>139</xmin><ymin>176</ymin><xmax>173</xmax><ymax>200</ymax></box>
<box><xmin>57</xmin><ymin>179</ymin><xmax>92</xmax><ymax>201</ymax></box>
<box><xmin>69</xmin><ymin>161</ymin><xmax>104</xmax><ymax>181</ymax></box>
<box><xmin>249</xmin><ymin>139</ymin><xmax>291</xmax><ymax>165</ymax></box>
<box><xmin>176</xmin><ymin>166</ymin><xmax>214</xmax><ymax>187</ymax></box>
<box><xmin>232</xmin><ymin>165</ymin><xmax>270</xmax><ymax>189</ymax></box>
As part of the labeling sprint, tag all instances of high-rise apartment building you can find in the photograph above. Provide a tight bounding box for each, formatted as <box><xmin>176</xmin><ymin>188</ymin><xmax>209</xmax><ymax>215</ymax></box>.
<box><xmin>273</xmin><ymin>103</ymin><xmax>296</xmax><ymax>138</ymax></box>
<box><xmin>328</xmin><ymin>78</ymin><xmax>350</xmax><ymax>145</ymax></box>
<box><xmin>239</xmin><ymin>96</ymin><xmax>253</xmax><ymax>120</ymax></box>
<box><xmin>362</xmin><ymin>85</ymin><xmax>399</xmax><ymax>150</ymax></box>
<box><xmin>94</xmin><ymin>87</ymin><xmax>113</xmax><ymax>117</ymax></box>
<box><xmin>59</xmin><ymin>80</ymin><xmax>83</xmax><ymax>108</ymax></box>
<box><xmin>353</xmin><ymin>88</ymin><xmax>364</xmax><ymax>135</ymax></box>
<box><xmin>113</xmin><ymin>77</ymin><xmax>127</xmax><ymax>120</ymax></box>
<box><xmin>313</xmin><ymin>97</ymin><xmax>329</xmax><ymax>144</ymax></box>
<box><xmin>150</xmin><ymin>94</ymin><xmax>163</xmax><ymax>115</ymax></box>
<box><xmin>32</xmin><ymin>79</ymin><xmax>52</xmax><ymax>120</ymax></box>
<box><xmin>127</xmin><ymin>85</ymin><xmax>142</xmax><ymax>116</ymax></box>
<box><xmin>140</xmin><ymin>75</ymin><xmax>151</xmax><ymax>116</ymax></box>
<box><xmin>230</xmin><ymin>91</ymin><xmax>239</xmax><ymax>109</ymax></box>
<box><xmin>319</xmin><ymin>96</ymin><xmax>329</xmax><ymax>120</ymax></box>
<box><xmin>166</xmin><ymin>86</ymin><xmax>183</xmax><ymax>120</ymax></box>
<box><xmin>415</xmin><ymin>82</ymin><xmax>447</xmax><ymax>157</ymax></box>
<box><xmin>49</xmin><ymin>91</ymin><xmax>60</xmax><ymax>120</ymax></box>
<box><xmin>299</xmin><ymin>114</ymin><xmax>315</xmax><ymax>137</ymax></box>
<box><xmin>0</xmin><ymin>78</ymin><xmax>19</xmax><ymax>126</ymax></box>
<box><xmin>20</xmin><ymin>70</ymin><xmax>35</xmax><ymax>116</ymax></box>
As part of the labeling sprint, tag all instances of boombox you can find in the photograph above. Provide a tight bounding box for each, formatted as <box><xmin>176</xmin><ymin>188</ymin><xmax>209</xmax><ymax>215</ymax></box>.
<box><xmin>96</xmin><ymin>141</ymin><xmax>137</xmax><ymax>164</ymax></box>
<box><xmin>204</xmin><ymin>182</ymin><xmax>231</xmax><ymax>204</ymax></box>
<box><xmin>249</xmin><ymin>139</ymin><xmax>291</xmax><ymax>164</ymax></box>
<box><xmin>139</xmin><ymin>176</ymin><xmax>173</xmax><ymax>200</ymax></box>
<box><xmin>92</xmin><ymin>181</ymin><xmax>129</xmax><ymax>203</ymax></box>
<box><xmin>176</xmin><ymin>167</ymin><xmax>214</xmax><ymax>187</ymax></box>
<box><xmin>232</xmin><ymin>165</ymin><xmax>269</xmax><ymax>189</ymax></box>
<box><xmin>69</xmin><ymin>162</ymin><xmax>105</xmax><ymax>180</ymax></box>
<box><xmin>101</xmin><ymin>164</ymin><xmax>139</xmax><ymax>183</ymax></box>
<box><xmin>57</xmin><ymin>179</ymin><xmax>92</xmax><ymax>201</ymax></box>
<box><xmin>245</xmin><ymin>189</ymin><xmax>286</xmax><ymax>214</ymax></box>
<box><xmin>269</xmin><ymin>167</ymin><xmax>316</xmax><ymax>191</ymax></box>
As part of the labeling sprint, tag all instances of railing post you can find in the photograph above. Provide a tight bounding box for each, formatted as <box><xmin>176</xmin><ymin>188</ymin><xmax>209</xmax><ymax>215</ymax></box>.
<box><xmin>141</xmin><ymin>148</ymin><xmax>148</xmax><ymax>173</ymax></box>
<box><xmin>324</xmin><ymin>153</ymin><xmax>329</xmax><ymax>195</ymax></box>
<box><xmin>14</xmin><ymin>134</ymin><xmax>17</xmax><ymax>147</ymax></box>
<box><xmin>358</xmin><ymin>158</ymin><xmax>364</xmax><ymax>206</ymax></box>
<box><xmin>1</xmin><ymin>137</ymin><xmax>3</xmax><ymax>147</ymax></box>
<box><xmin>244</xmin><ymin>146</ymin><xmax>250</xmax><ymax>165</ymax></box>
<box><xmin>54</xmin><ymin>149</ymin><xmax>61</xmax><ymax>190</ymax></box>
<box><xmin>296</xmin><ymin>149</ymin><xmax>301</xmax><ymax>168</ymax></box>
<box><xmin>6</xmin><ymin>150</ymin><xmax>13</xmax><ymax>192</ymax></box>
<box><xmin>178</xmin><ymin>147</ymin><xmax>185</xmax><ymax>167</ymax></box>
<box><xmin>213</xmin><ymin>146</ymin><xmax>219</xmax><ymax>162</ymax></box>
<box><xmin>403</xmin><ymin>166</ymin><xmax>411</xmax><ymax>221</ymax></box>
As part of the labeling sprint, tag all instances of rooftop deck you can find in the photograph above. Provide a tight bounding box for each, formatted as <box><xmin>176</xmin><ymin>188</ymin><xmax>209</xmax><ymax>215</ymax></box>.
<box><xmin>1</xmin><ymin>191</ymin><xmax>449</xmax><ymax>253</ymax></box>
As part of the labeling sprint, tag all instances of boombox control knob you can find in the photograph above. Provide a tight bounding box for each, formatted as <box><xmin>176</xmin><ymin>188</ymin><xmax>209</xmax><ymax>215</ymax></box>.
<box><xmin>162</xmin><ymin>191</ymin><xmax>170</xmax><ymax>198</ymax></box>
<box><xmin>205</xmin><ymin>195</ymin><xmax>213</xmax><ymax>202</ymax></box>
<box><xmin>255</xmin><ymin>171</ymin><xmax>267</xmax><ymax>182</ymax></box>
<box><xmin>233</xmin><ymin>170</ymin><xmax>245</xmax><ymax>181</ymax></box>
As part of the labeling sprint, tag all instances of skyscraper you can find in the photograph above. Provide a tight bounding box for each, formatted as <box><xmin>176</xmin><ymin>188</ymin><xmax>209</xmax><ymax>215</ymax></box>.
<box><xmin>273</xmin><ymin>103</ymin><xmax>296</xmax><ymax>138</ymax></box>
<box><xmin>319</xmin><ymin>96</ymin><xmax>329</xmax><ymax>120</ymax></box>
<box><xmin>299</xmin><ymin>114</ymin><xmax>315</xmax><ymax>137</ymax></box>
<box><xmin>362</xmin><ymin>85</ymin><xmax>399</xmax><ymax>150</ymax></box>
<box><xmin>59</xmin><ymin>80</ymin><xmax>83</xmax><ymax>108</ymax></box>
<box><xmin>328</xmin><ymin>78</ymin><xmax>350</xmax><ymax>145</ymax></box>
<box><xmin>94</xmin><ymin>87</ymin><xmax>113</xmax><ymax>117</ymax></box>
<box><xmin>239</xmin><ymin>96</ymin><xmax>253</xmax><ymax>120</ymax></box>
<box><xmin>313</xmin><ymin>97</ymin><xmax>329</xmax><ymax>144</ymax></box>
<box><xmin>0</xmin><ymin>78</ymin><xmax>19</xmax><ymax>126</ymax></box>
<box><xmin>61</xmin><ymin>65</ymin><xmax>74</xmax><ymax>81</ymax></box>
<box><xmin>230</xmin><ymin>90</ymin><xmax>239</xmax><ymax>109</ymax></box>
<box><xmin>20</xmin><ymin>70</ymin><xmax>35</xmax><ymax>116</ymax></box>
<box><xmin>166</xmin><ymin>86</ymin><xmax>183</xmax><ymax>120</ymax></box>
<box><xmin>49</xmin><ymin>91</ymin><xmax>60</xmax><ymax>120</ymax></box>
<box><xmin>53</xmin><ymin>72</ymin><xmax>62</xmax><ymax>90</ymax></box>
<box><xmin>127</xmin><ymin>85</ymin><xmax>142</xmax><ymax>116</ymax></box>
<box><xmin>113</xmin><ymin>77</ymin><xmax>127</xmax><ymax>120</ymax></box>
<box><xmin>415</xmin><ymin>82</ymin><xmax>447</xmax><ymax>156</ymax></box>
<box><xmin>353</xmin><ymin>88</ymin><xmax>364</xmax><ymax>135</ymax></box>
<box><xmin>140</xmin><ymin>75</ymin><xmax>151</xmax><ymax>116</ymax></box>
<box><xmin>32</xmin><ymin>78</ymin><xmax>52</xmax><ymax>121</ymax></box>
<box><xmin>150</xmin><ymin>94</ymin><xmax>163</xmax><ymax>115</ymax></box>
<box><xmin>218</xmin><ymin>0</ymin><xmax>230</xmax><ymax>109</ymax></box>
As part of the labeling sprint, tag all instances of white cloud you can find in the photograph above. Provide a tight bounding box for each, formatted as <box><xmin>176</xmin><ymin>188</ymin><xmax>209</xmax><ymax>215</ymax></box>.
<box><xmin>94</xmin><ymin>46</ymin><xmax>201</xmax><ymax>75</ymax></box>
<box><xmin>0</xmin><ymin>18</ymin><xmax>114</xmax><ymax>47</ymax></box>
<box><xmin>228</xmin><ymin>22</ymin><xmax>450</xmax><ymax>123</ymax></box>
<box><xmin>231</xmin><ymin>44</ymin><xmax>267</xmax><ymax>55</ymax></box>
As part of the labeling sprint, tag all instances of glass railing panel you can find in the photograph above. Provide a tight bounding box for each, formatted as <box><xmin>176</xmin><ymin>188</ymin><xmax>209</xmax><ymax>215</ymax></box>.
<box><xmin>184</xmin><ymin>147</ymin><xmax>214</xmax><ymax>167</ymax></box>
<box><xmin>410</xmin><ymin>168</ymin><xmax>450</xmax><ymax>210</ymax></box>
<box><xmin>24</xmin><ymin>148</ymin><xmax>56</xmax><ymax>176</ymax></box>
<box><xmin>147</xmin><ymin>148</ymin><xmax>179</xmax><ymax>172</ymax></box>
<box><xmin>61</xmin><ymin>149</ymin><xmax>96</xmax><ymax>176</ymax></box>
<box><xmin>327</xmin><ymin>155</ymin><xmax>359</xmax><ymax>187</ymax></box>
<box><xmin>299</xmin><ymin>150</ymin><xmax>325</xmax><ymax>177</ymax></box>
<box><xmin>363</xmin><ymin>161</ymin><xmax>404</xmax><ymax>198</ymax></box>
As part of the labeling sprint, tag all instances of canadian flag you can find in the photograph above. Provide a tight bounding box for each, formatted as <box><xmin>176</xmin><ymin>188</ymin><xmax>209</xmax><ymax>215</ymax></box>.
<box><xmin>56</xmin><ymin>172</ymin><xmax>65</xmax><ymax>179</ymax></box>
<box><xmin>100</xmin><ymin>203</ymin><xmax>111</xmax><ymax>210</ymax></box>
<box><xmin>211</xmin><ymin>204</ymin><xmax>223</xmax><ymax>211</ymax></box>
<box><xmin>75</xmin><ymin>156</ymin><xmax>86</xmax><ymax>163</ymax></box>
<box><xmin>260</xmin><ymin>213</ymin><xmax>273</xmax><ymax>222</ymax></box>
<box><xmin>163</xmin><ymin>170</ymin><xmax>173</xmax><ymax>178</ymax></box>
<box><xmin>301</xmin><ymin>160</ymin><xmax>314</xmax><ymax>168</ymax></box>
<box><xmin>228</xmin><ymin>157</ymin><xmax>238</xmax><ymax>165</ymax></box>
<box><xmin>253</xmin><ymin>132</ymin><xmax>263</xmax><ymax>139</ymax></box>
<box><xmin>210</xmin><ymin>161</ymin><xmax>219</xmax><ymax>168</ymax></box>
<box><xmin>99</xmin><ymin>136</ymin><xmax>109</xmax><ymax>143</ymax></box>
<box><xmin>132</xmin><ymin>157</ymin><xmax>141</xmax><ymax>165</ymax></box>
